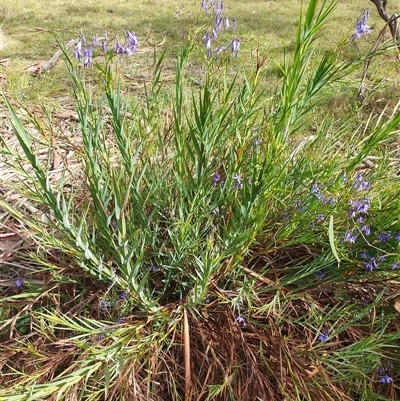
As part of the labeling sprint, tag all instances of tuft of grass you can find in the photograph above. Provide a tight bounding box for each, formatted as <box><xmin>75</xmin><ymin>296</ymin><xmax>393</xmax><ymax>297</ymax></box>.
<box><xmin>1</xmin><ymin>0</ymin><xmax>400</xmax><ymax>400</ymax></box>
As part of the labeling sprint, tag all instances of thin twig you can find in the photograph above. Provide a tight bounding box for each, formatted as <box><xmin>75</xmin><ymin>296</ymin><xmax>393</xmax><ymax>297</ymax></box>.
<box><xmin>183</xmin><ymin>308</ymin><xmax>192</xmax><ymax>401</ymax></box>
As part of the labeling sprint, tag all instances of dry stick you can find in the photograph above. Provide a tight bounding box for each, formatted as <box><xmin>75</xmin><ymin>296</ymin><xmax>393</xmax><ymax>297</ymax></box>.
<box><xmin>369</xmin><ymin>0</ymin><xmax>400</xmax><ymax>45</ymax></box>
<box><xmin>183</xmin><ymin>308</ymin><xmax>192</xmax><ymax>401</ymax></box>
<box><xmin>359</xmin><ymin>13</ymin><xmax>400</xmax><ymax>100</ymax></box>
<box><xmin>33</xmin><ymin>38</ymin><xmax>78</xmax><ymax>76</ymax></box>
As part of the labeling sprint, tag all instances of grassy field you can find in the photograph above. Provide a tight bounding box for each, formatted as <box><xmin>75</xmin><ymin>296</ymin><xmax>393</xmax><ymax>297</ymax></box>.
<box><xmin>1</xmin><ymin>0</ymin><xmax>400</xmax><ymax>400</ymax></box>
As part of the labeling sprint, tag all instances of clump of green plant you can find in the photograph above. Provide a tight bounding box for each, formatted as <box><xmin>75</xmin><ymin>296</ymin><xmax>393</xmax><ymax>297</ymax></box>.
<box><xmin>1</xmin><ymin>0</ymin><xmax>400</xmax><ymax>400</ymax></box>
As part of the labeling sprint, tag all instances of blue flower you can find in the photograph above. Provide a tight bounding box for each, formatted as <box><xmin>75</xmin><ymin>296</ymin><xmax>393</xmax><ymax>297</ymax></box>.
<box><xmin>361</xmin><ymin>225</ymin><xmax>370</xmax><ymax>235</ymax></box>
<box><xmin>349</xmin><ymin>198</ymin><xmax>370</xmax><ymax>218</ymax></box>
<box><xmin>310</xmin><ymin>183</ymin><xmax>327</xmax><ymax>203</ymax></box>
<box><xmin>126</xmin><ymin>31</ymin><xmax>138</xmax><ymax>52</ymax></box>
<box><xmin>353</xmin><ymin>173</ymin><xmax>370</xmax><ymax>191</ymax></box>
<box><xmin>83</xmin><ymin>47</ymin><xmax>92</xmax><ymax>68</ymax></box>
<box><xmin>203</xmin><ymin>33</ymin><xmax>212</xmax><ymax>57</ymax></box>
<box><xmin>363</xmin><ymin>257</ymin><xmax>378</xmax><ymax>272</ymax></box>
<box><xmin>15</xmin><ymin>278</ymin><xmax>23</xmax><ymax>288</ymax></box>
<box><xmin>232</xmin><ymin>173</ymin><xmax>243</xmax><ymax>189</ymax></box>
<box><xmin>201</xmin><ymin>0</ymin><xmax>208</xmax><ymax>14</ymax></box>
<box><xmin>212</xmin><ymin>172</ymin><xmax>222</xmax><ymax>186</ymax></box>
<box><xmin>236</xmin><ymin>315</ymin><xmax>247</xmax><ymax>328</ymax></box>
<box><xmin>230</xmin><ymin>38</ymin><xmax>240</xmax><ymax>58</ymax></box>
<box><xmin>119</xmin><ymin>291</ymin><xmax>128</xmax><ymax>299</ymax></box>
<box><xmin>216</xmin><ymin>17</ymin><xmax>223</xmax><ymax>31</ymax></box>
<box><xmin>115</xmin><ymin>39</ymin><xmax>125</xmax><ymax>54</ymax></box>
<box><xmin>353</xmin><ymin>9</ymin><xmax>373</xmax><ymax>39</ymax></box>
<box><xmin>344</xmin><ymin>230</ymin><xmax>358</xmax><ymax>244</ymax></box>
<box><xmin>379</xmin><ymin>374</ymin><xmax>393</xmax><ymax>384</ymax></box>
<box><xmin>377</xmin><ymin>232</ymin><xmax>391</xmax><ymax>243</ymax></box>
<box><xmin>74</xmin><ymin>41</ymin><xmax>82</xmax><ymax>61</ymax></box>
<box><xmin>318</xmin><ymin>328</ymin><xmax>330</xmax><ymax>342</ymax></box>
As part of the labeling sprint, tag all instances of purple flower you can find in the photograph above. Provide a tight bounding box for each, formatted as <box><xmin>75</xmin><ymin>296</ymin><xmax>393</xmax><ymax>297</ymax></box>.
<box><xmin>316</xmin><ymin>269</ymin><xmax>327</xmax><ymax>279</ymax></box>
<box><xmin>101</xmin><ymin>40</ymin><xmax>107</xmax><ymax>52</ymax></box>
<box><xmin>318</xmin><ymin>328</ymin><xmax>330</xmax><ymax>342</ymax></box>
<box><xmin>377</xmin><ymin>232</ymin><xmax>391</xmax><ymax>243</ymax></box>
<box><xmin>212</xmin><ymin>27</ymin><xmax>217</xmax><ymax>38</ymax></box>
<box><xmin>83</xmin><ymin>47</ymin><xmax>92</xmax><ymax>67</ymax></box>
<box><xmin>344</xmin><ymin>230</ymin><xmax>358</xmax><ymax>244</ymax></box>
<box><xmin>311</xmin><ymin>183</ymin><xmax>321</xmax><ymax>194</ymax></box>
<box><xmin>230</xmin><ymin>38</ymin><xmax>240</xmax><ymax>58</ymax></box>
<box><xmin>216</xmin><ymin>17</ymin><xmax>223</xmax><ymax>31</ymax></box>
<box><xmin>232</xmin><ymin>173</ymin><xmax>243</xmax><ymax>189</ymax></box>
<box><xmin>119</xmin><ymin>291</ymin><xmax>128</xmax><ymax>299</ymax></box>
<box><xmin>126</xmin><ymin>31</ymin><xmax>138</xmax><ymax>52</ymax></box>
<box><xmin>236</xmin><ymin>315</ymin><xmax>247</xmax><ymax>328</ymax></box>
<box><xmin>349</xmin><ymin>198</ymin><xmax>370</xmax><ymax>217</ymax></box>
<box><xmin>353</xmin><ymin>9</ymin><xmax>372</xmax><ymax>39</ymax></box>
<box><xmin>74</xmin><ymin>41</ymin><xmax>82</xmax><ymax>61</ymax></box>
<box><xmin>212</xmin><ymin>172</ymin><xmax>222</xmax><ymax>186</ymax></box>
<box><xmin>115</xmin><ymin>39</ymin><xmax>125</xmax><ymax>54</ymax></box>
<box><xmin>379</xmin><ymin>374</ymin><xmax>393</xmax><ymax>384</ymax></box>
<box><xmin>203</xmin><ymin>33</ymin><xmax>212</xmax><ymax>57</ymax></box>
<box><xmin>310</xmin><ymin>183</ymin><xmax>327</xmax><ymax>203</ymax></box>
<box><xmin>353</xmin><ymin>173</ymin><xmax>370</xmax><ymax>191</ymax></box>
<box><xmin>364</xmin><ymin>257</ymin><xmax>378</xmax><ymax>272</ymax></box>
<box><xmin>391</xmin><ymin>262</ymin><xmax>398</xmax><ymax>270</ymax></box>
<box><xmin>361</xmin><ymin>225</ymin><xmax>370</xmax><ymax>235</ymax></box>
<box><xmin>15</xmin><ymin>278</ymin><xmax>23</xmax><ymax>288</ymax></box>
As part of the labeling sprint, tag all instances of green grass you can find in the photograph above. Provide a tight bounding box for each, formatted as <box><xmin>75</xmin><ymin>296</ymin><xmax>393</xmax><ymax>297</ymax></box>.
<box><xmin>1</xmin><ymin>0</ymin><xmax>400</xmax><ymax>400</ymax></box>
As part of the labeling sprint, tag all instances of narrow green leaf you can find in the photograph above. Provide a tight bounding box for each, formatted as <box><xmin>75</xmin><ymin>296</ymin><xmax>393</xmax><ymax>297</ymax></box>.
<box><xmin>328</xmin><ymin>215</ymin><xmax>340</xmax><ymax>265</ymax></box>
